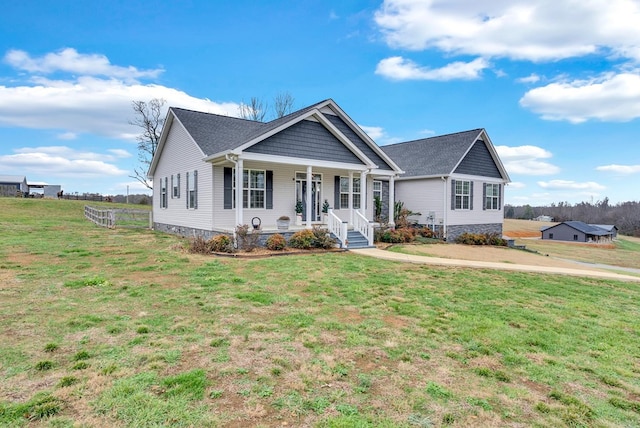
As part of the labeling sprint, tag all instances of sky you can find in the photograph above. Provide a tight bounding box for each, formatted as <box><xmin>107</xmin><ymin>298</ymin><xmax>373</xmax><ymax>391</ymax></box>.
<box><xmin>1</xmin><ymin>0</ymin><xmax>640</xmax><ymax>205</ymax></box>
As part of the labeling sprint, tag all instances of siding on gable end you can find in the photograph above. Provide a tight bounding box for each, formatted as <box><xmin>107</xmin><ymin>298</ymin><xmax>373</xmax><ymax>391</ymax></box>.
<box><xmin>454</xmin><ymin>140</ymin><xmax>502</xmax><ymax>178</ymax></box>
<box><xmin>323</xmin><ymin>114</ymin><xmax>396</xmax><ymax>171</ymax></box>
<box><xmin>245</xmin><ymin>120</ymin><xmax>364</xmax><ymax>165</ymax></box>
<box><xmin>152</xmin><ymin>120</ymin><xmax>213</xmax><ymax>230</ymax></box>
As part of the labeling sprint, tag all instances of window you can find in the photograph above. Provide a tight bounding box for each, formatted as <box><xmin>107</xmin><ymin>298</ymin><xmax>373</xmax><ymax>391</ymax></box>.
<box><xmin>339</xmin><ymin>177</ymin><xmax>361</xmax><ymax>209</ymax></box>
<box><xmin>549</xmin><ymin>233</ymin><xmax>554</xmax><ymax>239</ymax></box>
<box><xmin>573</xmin><ymin>234</ymin><xmax>578</xmax><ymax>241</ymax></box>
<box><xmin>340</xmin><ymin>177</ymin><xmax>349</xmax><ymax>208</ymax></box>
<box><xmin>186</xmin><ymin>170</ymin><xmax>197</xmax><ymax>209</ymax></box>
<box><xmin>485</xmin><ymin>183</ymin><xmax>500</xmax><ymax>210</ymax></box>
<box><xmin>233</xmin><ymin>169</ymin><xmax>265</xmax><ymax>209</ymax></box>
<box><xmin>160</xmin><ymin>177</ymin><xmax>167</xmax><ymax>208</ymax></box>
<box><xmin>373</xmin><ymin>180</ymin><xmax>382</xmax><ymax>202</ymax></box>
<box><xmin>455</xmin><ymin>180</ymin><xmax>471</xmax><ymax>210</ymax></box>
<box><xmin>172</xmin><ymin>173</ymin><xmax>180</xmax><ymax>198</ymax></box>
<box><xmin>353</xmin><ymin>177</ymin><xmax>361</xmax><ymax>209</ymax></box>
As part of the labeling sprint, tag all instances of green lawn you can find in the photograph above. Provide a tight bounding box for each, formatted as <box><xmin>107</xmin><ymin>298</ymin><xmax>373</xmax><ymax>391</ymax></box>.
<box><xmin>1</xmin><ymin>199</ymin><xmax>639</xmax><ymax>427</ymax></box>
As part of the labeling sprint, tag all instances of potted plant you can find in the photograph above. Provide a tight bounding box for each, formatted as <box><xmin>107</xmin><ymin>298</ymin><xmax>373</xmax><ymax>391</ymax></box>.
<box><xmin>277</xmin><ymin>215</ymin><xmax>290</xmax><ymax>230</ymax></box>
<box><xmin>295</xmin><ymin>200</ymin><xmax>303</xmax><ymax>226</ymax></box>
<box><xmin>322</xmin><ymin>199</ymin><xmax>330</xmax><ymax>224</ymax></box>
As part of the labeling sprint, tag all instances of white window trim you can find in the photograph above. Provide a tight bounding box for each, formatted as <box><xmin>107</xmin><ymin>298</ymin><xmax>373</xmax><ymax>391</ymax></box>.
<box><xmin>455</xmin><ymin>180</ymin><xmax>471</xmax><ymax>210</ymax></box>
<box><xmin>485</xmin><ymin>183</ymin><xmax>500</xmax><ymax>210</ymax></box>
<box><xmin>233</xmin><ymin>168</ymin><xmax>266</xmax><ymax>210</ymax></box>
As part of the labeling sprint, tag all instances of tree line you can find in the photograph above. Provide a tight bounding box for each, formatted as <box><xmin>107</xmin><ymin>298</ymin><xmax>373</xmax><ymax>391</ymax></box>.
<box><xmin>505</xmin><ymin>198</ymin><xmax>640</xmax><ymax>237</ymax></box>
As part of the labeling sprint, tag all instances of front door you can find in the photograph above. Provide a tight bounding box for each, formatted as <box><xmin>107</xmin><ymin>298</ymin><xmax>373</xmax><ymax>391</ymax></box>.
<box><xmin>295</xmin><ymin>173</ymin><xmax>322</xmax><ymax>222</ymax></box>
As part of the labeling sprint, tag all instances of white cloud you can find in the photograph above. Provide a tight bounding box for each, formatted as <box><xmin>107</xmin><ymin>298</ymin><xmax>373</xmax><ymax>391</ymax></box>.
<box><xmin>5</xmin><ymin>48</ymin><xmax>163</xmax><ymax>81</ymax></box>
<box><xmin>520</xmin><ymin>72</ymin><xmax>640</xmax><ymax>123</ymax></box>
<box><xmin>537</xmin><ymin>180</ymin><xmax>606</xmax><ymax>191</ymax></box>
<box><xmin>495</xmin><ymin>145</ymin><xmax>560</xmax><ymax>175</ymax></box>
<box><xmin>517</xmin><ymin>73</ymin><xmax>541</xmax><ymax>84</ymax></box>
<box><xmin>376</xmin><ymin>56</ymin><xmax>489</xmax><ymax>81</ymax></box>
<box><xmin>507</xmin><ymin>181</ymin><xmax>526</xmax><ymax>189</ymax></box>
<box><xmin>108</xmin><ymin>149</ymin><xmax>132</xmax><ymax>159</ymax></box>
<box><xmin>596</xmin><ymin>164</ymin><xmax>640</xmax><ymax>174</ymax></box>
<box><xmin>0</xmin><ymin>149</ymin><xmax>127</xmax><ymax>179</ymax></box>
<box><xmin>360</xmin><ymin>125</ymin><xmax>385</xmax><ymax>140</ymax></box>
<box><xmin>374</xmin><ymin>0</ymin><xmax>640</xmax><ymax>62</ymax></box>
<box><xmin>0</xmin><ymin>48</ymin><xmax>241</xmax><ymax>140</ymax></box>
<box><xmin>57</xmin><ymin>132</ymin><xmax>77</xmax><ymax>140</ymax></box>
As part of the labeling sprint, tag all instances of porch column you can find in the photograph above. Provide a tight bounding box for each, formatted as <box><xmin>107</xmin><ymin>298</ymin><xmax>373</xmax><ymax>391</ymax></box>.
<box><xmin>360</xmin><ymin>170</ymin><xmax>367</xmax><ymax>214</ymax></box>
<box><xmin>306</xmin><ymin>165</ymin><xmax>312</xmax><ymax>228</ymax></box>
<box><xmin>236</xmin><ymin>158</ymin><xmax>244</xmax><ymax>226</ymax></box>
<box><xmin>388</xmin><ymin>175</ymin><xmax>395</xmax><ymax>228</ymax></box>
<box><xmin>348</xmin><ymin>171</ymin><xmax>354</xmax><ymax>226</ymax></box>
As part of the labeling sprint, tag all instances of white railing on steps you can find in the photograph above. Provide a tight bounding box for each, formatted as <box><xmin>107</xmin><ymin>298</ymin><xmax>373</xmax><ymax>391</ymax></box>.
<box><xmin>327</xmin><ymin>209</ymin><xmax>348</xmax><ymax>248</ymax></box>
<box><xmin>354</xmin><ymin>210</ymin><xmax>374</xmax><ymax>247</ymax></box>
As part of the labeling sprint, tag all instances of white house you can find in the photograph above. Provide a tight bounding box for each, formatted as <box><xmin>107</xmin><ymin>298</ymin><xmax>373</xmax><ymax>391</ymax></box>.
<box><xmin>148</xmin><ymin>100</ymin><xmax>511</xmax><ymax>247</ymax></box>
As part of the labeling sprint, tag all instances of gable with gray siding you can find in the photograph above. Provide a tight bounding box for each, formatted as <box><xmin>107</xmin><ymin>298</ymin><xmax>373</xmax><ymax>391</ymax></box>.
<box><xmin>324</xmin><ymin>114</ymin><xmax>395</xmax><ymax>170</ymax></box>
<box><xmin>454</xmin><ymin>140</ymin><xmax>502</xmax><ymax>178</ymax></box>
<box><xmin>245</xmin><ymin>120</ymin><xmax>365</xmax><ymax>164</ymax></box>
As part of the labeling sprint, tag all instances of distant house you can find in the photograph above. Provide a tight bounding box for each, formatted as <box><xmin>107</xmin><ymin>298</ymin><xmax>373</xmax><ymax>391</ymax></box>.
<box><xmin>541</xmin><ymin>221</ymin><xmax>617</xmax><ymax>243</ymax></box>
<box><xmin>535</xmin><ymin>215</ymin><xmax>554</xmax><ymax>222</ymax></box>
<box><xmin>0</xmin><ymin>175</ymin><xmax>28</xmax><ymax>196</ymax></box>
<box><xmin>381</xmin><ymin>129</ymin><xmax>510</xmax><ymax>241</ymax></box>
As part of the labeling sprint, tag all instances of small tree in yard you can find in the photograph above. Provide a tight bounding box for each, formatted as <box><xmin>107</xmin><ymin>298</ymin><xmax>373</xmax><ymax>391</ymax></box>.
<box><xmin>130</xmin><ymin>98</ymin><xmax>166</xmax><ymax>190</ymax></box>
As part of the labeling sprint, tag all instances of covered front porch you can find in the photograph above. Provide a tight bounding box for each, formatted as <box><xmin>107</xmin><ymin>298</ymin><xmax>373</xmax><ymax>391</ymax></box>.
<box><xmin>211</xmin><ymin>154</ymin><xmax>397</xmax><ymax>248</ymax></box>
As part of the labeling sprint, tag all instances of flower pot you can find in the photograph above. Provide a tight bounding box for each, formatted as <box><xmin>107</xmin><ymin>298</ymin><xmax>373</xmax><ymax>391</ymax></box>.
<box><xmin>296</xmin><ymin>214</ymin><xmax>303</xmax><ymax>226</ymax></box>
<box><xmin>276</xmin><ymin>219</ymin><xmax>289</xmax><ymax>230</ymax></box>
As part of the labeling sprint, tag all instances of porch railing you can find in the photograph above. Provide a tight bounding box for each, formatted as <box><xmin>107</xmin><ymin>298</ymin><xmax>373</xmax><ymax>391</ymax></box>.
<box><xmin>354</xmin><ymin>210</ymin><xmax>374</xmax><ymax>247</ymax></box>
<box><xmin>327</xmin><ymin>209</ymin><xmax>348</xmax><ymax>248</ymax></box>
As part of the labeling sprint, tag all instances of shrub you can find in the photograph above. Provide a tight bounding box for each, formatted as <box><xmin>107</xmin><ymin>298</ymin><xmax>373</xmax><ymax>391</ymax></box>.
<box><xmin>311</xmin><ymin>226</ymin><xmax>336</xmax><ymax>249</ymax></box>
<box><xmin>188</xmin><ymin>236</ymin><xmax>210</xmax><ymax>254</ymax></box>
<box><xmin>236</xmin><ymin>224</ymin><xmax>260</xmax><ymax>252</ymax></box>
<box><xmin>455</xmin><ymin>232</ymin><xmax>507</xmax><ymax>246</ymax></box>
<box><xmin>288</xmin><ymin>229</ymin><xmax>315</xmax><ymax>249</ymax></box>
<box><xmin>266</xmin><ymin>233</ymin><xmax>287</xmax><ymax>251</ymax></box>
<box><xmin>417</xmin><ymin>226</ymin><xmax>436</xmax><ymax>238</ymax></box>
<box><xmin>376</xmin><ymin>227</ymin><xmax>417</xmax><ymax>243</ymax></box>
<box><xmin>209</xmin><ymin>235</ymin><xmax>233</xmax><ymax>253</ymax></box>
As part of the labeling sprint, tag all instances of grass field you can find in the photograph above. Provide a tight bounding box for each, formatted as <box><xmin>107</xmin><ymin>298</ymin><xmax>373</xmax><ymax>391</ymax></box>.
<box><xmin>1</xmin><ymin>199</ymin><xmax>640</xmax><ymax>427</ymax></box>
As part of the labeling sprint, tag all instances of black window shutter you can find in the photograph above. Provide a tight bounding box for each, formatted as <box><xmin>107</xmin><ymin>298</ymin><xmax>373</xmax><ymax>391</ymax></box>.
<box><xmin>498</xmin><ymin>184</ymin><xmax>502</xmax><ymax>210</ymax></box>
<box><xmin>171</xmin><ymin>175</ymin><xmax>174</xmax><ymax>199</ymax></box>
<box><xmin>194</xmin><ymin>170</ymin><xmax>198</xmax><ymax>209</ymax></box>
<box><xmin>185</xmin><ymin>172</ymin><xmax>189</xmax><ymax>208</ymax></box>
<box><xmin>223</xmin><ymin>167</ymin><xmax>232</xmax><ymax>209</ymax></box>
<box><xmin>177</xmin><ymin>173</ymin><xmax>180</xmax><ymax>198</ymax></box>
<box><xmin>266</xmin><ymin>170</ymin><xmax>273</xmax><ymax>209</ymax></box>
<box><xmin>451</xmin><ymin>180</ymin><xmax>456</xmax><ymax>210</ymax></box>
<box><xmin>470</xmin><ymin>182</ymin><xmax>474</xmax><ymax>210</ymax></box>
<box><xmin>483</xmin><ymin>183</ymin><xmax>487</xmax><ymax>210</ymax></box>
<box><xmin>334</xmin><ymin>176</ymin><xmax>341</xmax><ymax>209</ymax></box>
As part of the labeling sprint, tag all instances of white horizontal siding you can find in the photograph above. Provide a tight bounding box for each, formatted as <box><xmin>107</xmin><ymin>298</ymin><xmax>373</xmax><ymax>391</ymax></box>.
<box><xmin>447</xmin><ymin>176</ymin><xmax>504</xmax><ymax>226</ymax></box>
<box><xmin>395</xmin><ymin>178</ymin><xmax>445</xmax><ymax>224</ymax></box>
<box><xmin>212</xmin><ymin>162</ymin><xmax>374</xmax><ymax>228</ymax></box>
<box><xmin>153</xmin><ymin>122</ymin><xmax>213</xmax><ymax>231</ymax></box>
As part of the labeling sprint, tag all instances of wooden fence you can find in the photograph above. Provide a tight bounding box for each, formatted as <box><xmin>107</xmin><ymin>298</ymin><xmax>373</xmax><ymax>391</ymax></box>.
<box><xmin>84</xmin><ymin>206</ymin><xmax>152</xmax><ymax>229</ymax></box>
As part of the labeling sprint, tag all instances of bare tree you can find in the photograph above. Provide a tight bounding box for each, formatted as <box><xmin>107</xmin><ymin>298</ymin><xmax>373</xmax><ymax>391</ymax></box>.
<box><xmin>273</xmin><ymin>92</ymin><xmax>295</xmax><ymax>118</ymax></box>
<box><xmin>129</xmin><ymin>98</ymin><xmax>166</xmax><ymax>190</ymax></box>
<box><xmin>238</xmin><ymin>97</ymin><xmax>267</xmax><ymax>121</ymax></box>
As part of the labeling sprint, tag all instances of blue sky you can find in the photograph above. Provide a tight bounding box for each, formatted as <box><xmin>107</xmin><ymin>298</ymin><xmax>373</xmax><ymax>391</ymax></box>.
<box><xmin>1</xmin><ymin>0</ymin><xmax>639</xmax><ymax>205</ymax></box>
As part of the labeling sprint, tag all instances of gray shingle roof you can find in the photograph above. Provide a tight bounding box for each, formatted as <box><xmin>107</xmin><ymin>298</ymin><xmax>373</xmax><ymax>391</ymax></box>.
<box><xmin>0</xmin><ymin>175</ymin><xmax>26</xmax><ymax>183</ymax></box>
<box><xmin>380</xmin><ymin>129</ymin><xmax>483</xmax><ymax>177</ymax></box>
<box><xmin>542</xmin><ymin>221</ymin><xmax>612</xmax><ymax>236</ymax></box>
<box><xmin>170</xmin><ymin>100</ymin><xmax>330</xmax><ymax>157</ymax></box>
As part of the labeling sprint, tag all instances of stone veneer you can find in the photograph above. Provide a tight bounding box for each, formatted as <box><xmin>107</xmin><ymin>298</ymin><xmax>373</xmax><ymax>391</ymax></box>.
<box><xmin>445</xmin><ymin>223</ymin><xmax>503</xmax><ymax>242</ymax></box>
<box><xmin>154</xmin><ymin>222</ymin><xmax>300</xmax><ymax>246</ymax></box>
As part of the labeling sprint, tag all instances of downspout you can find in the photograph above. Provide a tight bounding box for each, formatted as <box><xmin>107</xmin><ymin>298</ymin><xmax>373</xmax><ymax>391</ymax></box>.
<box><xmin>441</xmin><ymin>176</ymin><xmax>447</xmax><ymax>241</ymax></box>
